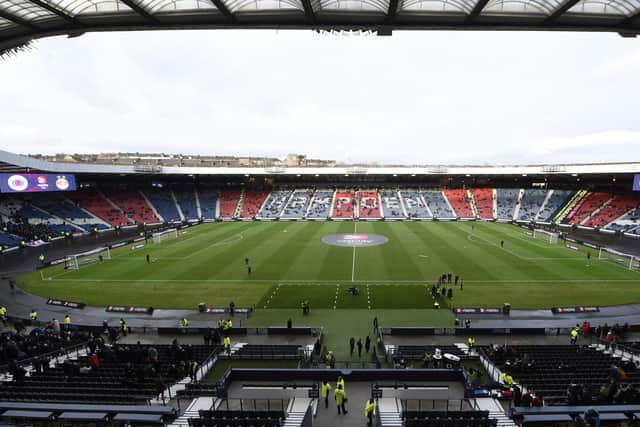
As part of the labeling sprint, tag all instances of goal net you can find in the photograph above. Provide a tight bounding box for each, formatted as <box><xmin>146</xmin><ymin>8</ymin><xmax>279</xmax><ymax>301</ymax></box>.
<box><xmin>153</xmin><ymin>228</ymin><xmax>178</xmax><ymax>244</ymax></box>
<box><xmin>531</xmin><ymin>229</ymin><xmax>559</xmax><ymax>244</ymax></box>
<box><xmin>598</xmin><ymin>248</ymin><xmax>639</xmax><ymax>271</ymax></box>
<box><xmin>65</xmin><ymin>246</ymin><xmax>111</xmax><ymax>270</ymax></box>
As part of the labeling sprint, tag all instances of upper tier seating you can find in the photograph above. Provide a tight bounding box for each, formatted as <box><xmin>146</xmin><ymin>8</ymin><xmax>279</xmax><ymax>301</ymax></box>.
<box><xmin>606</xmin><ymin>207</ymin><xmax>640</xmax><ymax>233</ymax></box>
<box><xmin>422</xmin><ymin>191</ymin><xmax>455</xmax><ymax>219</ymax></box>
<box><xmin>444</xmin><ymin>189</ymin><xmax>474</xmax><ymax>218</ymax></box>
<box><xmin>240</xmin><ymin>190</ymin><xmax>270</xmax><ymax>219</ymax></box>
<box><xmin>496</xmin><ymin>189</ymin><xmax>519</xmax><ymax>220</ymax></box>
<box><xmin>483</xmin><ymin>344</ymin><xmax>640</xmax><ymax>406</ymax></box>
<box><xmin>219</xmin><ymin>189</ymin><xmax>241</xmax><ymax>219</ymax></box>
<box><xmin>536</xmin><ymin>190</ymin><xmax>572</xmax><ymax>223</ymax></box>
<box><xmin>399</xmin><ymin>191</ymin><xmax>432</xmax><ymax>219</ymax></box>
<box><xmin>583</xmin><ymin>193</ymin><xmax>640</xmax><ymax>228</ymax></box>
<box><xmin>332</xmin><ymin>191</ymin><xmax>354</xmax><ymax>219</ymax></box>
<box><xmin>380</xmin><ymin>190</ymin><xmax>406</xmax><ymax>219</ymax></box>
<box><xmin>567</xmin><ymin>192</ymin><xmax>611</xmax><ymax>225</ymax></box>
<box><xmin>103</xmin><ymin>191</ymin><xmax>159</xmax><ymax>225</ymax></box>
<box><xmin>143</xmin><ymin>189</ymin><xmax>181</xmax><ymax>223</ymax></box>
<box><xmin>31</xmin><ymin>194</ymin><xmax>108</xmax><ymax>232</ymax></box>
<box><xmin>517</xmin><ymin>189</ymin><xmax>548</xmax><ymax>222</ymax></box>
<box><xmin>257</xmin><ymin>190</ymin><xmax>292</xmax><ymax>219</ymax></box>
<box><xmin>66</xmin><ymin>191</ymin><xmax>130</xmax><ymax>227</ymax></box>
<box><xmin>357</xmin><ymin>191</ymin><xmax>381</xmax><ymax>219</ymax></box>
<box><xmin>198</xmin><ymin>189</ymin><xmax>218</xmax><ymax>220</ymax></box>
<box><xmin>307</xmin><ymin>190</ymin><xmax>333</xmax><ymax>219</ymax></box>
<box><xmin>174</xmin><ymin>189</ymin><xmax>199</xmax><ymax>221</ymax></box>
<box><xmin>0</xmin><ymin>342</ymin><xmax>218</xmax><ymax>405</ymax></box>
<box><xmin>281</xmin><ymin>189</ymin><xmax>313</xmax><ymax>219</ymax></box>
<box><xmin>471</xmin><ymin>188</ymin><xmax>494</xmax><ymax>220</ymax></box>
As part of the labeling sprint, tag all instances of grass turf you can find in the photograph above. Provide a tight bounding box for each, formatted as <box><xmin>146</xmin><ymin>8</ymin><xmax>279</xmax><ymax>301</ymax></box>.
<box><xmin>18</xmin><ymin>221</ymin><xmax>640</xmax><ymax>309</ymax></box>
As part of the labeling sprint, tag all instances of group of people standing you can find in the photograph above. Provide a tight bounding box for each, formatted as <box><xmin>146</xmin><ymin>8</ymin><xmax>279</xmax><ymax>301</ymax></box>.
<box><xmin>320</xmin><ymin>377</ymin><xmax>377</xmax><ymax>425</ymax></box>
<box><xmin>349</xmin><ymin>336</ymin><xmax>372</xmax><ymax>358</ymax></box>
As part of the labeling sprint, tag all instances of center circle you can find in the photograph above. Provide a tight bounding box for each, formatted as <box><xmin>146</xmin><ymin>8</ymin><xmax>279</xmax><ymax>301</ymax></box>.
<box><xmin>322</xmin><ymin>233</ymin><xmax>389</xmax><ymax>247</ymax></box>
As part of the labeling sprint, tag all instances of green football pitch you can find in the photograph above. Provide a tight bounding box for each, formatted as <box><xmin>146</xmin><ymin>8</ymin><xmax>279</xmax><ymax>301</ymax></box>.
<box><xmin>19</xmin><ymin>220</ymin><xmax>640</xmax><ymax>310</ymax></box>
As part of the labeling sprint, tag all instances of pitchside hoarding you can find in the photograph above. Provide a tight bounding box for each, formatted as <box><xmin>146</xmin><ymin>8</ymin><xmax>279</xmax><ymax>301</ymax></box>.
<box><xmin>634</xmin><ymin>174</ymin><xmax>640</xmax><ymax>191</ymax></box>
<box><xmin>0</xmin><ymin>173</ymin><xmax>77</xmax><ymax>193</ymax></box>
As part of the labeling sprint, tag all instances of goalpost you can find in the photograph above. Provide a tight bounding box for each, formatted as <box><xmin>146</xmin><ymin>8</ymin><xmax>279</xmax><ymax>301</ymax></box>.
<box><xmin>598</xmin><ymin>248</ymin><xmax>639</xmax><ymax>271</ymax></box>
<box><xmin>530</xmin><ymin>228</ymin><xmax>559</xmax><ymax>244</ymax></box>
<box><xmin>153</xmin><ymin>228</ymin><xmax>178</xmax><ymax>244</ymax></box>
<box><xmin>65</xmin><ymin>246</ymin><xmax>111</xmax><ymax>270</ymax></box>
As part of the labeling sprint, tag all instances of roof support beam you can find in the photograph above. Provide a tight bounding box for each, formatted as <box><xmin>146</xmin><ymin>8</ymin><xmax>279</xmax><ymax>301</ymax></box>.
<box><xmin>466</xmin><ymin>0</ymin><xmax>490</xmax><ymax>22</ymax></box>
<box><xmin>0</xmin><ymin>9</ymin><xmax>39</xmax><ymax>29</ymax></box>
<box><xmin>619</xmin><ymin>8</ymin><xmax>640</xmax><ymax>27</ymax></box>
<box><xmin>26</xmin><ymin>0</ymin><xmax>82</xmax><ymax>25</ymax></box>
<box><xmin>385</xmin><ymin>0</ymin><xmax>399</xmax><ymax>23</ymax></box>
<box><xmin>543</xmin><ymin>0</ymin><xmax>582</xmax><ymax>23</ymax></box>
<box><xmin>208</xmin><ymin>0</ymin><xmax>236</xmax><ymax>22</ymax></box>
<box><xmin>118</xmin><ymin>0</ymin><xmax>160</xmax><ymax>23</ymax></box>
<box><xmin>300</xmin><ymin>0</ymin><xmax>315</xmax><ymax>24</ymax></box>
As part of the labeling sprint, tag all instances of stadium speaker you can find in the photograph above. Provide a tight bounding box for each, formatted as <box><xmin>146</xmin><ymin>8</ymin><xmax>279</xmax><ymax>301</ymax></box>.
<box><xmin>198</xmin><ymin>303</ymin><xmax>207</xmax><ymax>313</ymax></box>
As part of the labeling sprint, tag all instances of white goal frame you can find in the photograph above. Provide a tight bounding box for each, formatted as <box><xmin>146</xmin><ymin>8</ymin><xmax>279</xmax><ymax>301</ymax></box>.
<box><xmin>531</xmin><ymin>229</ymin><xmax>559</xmax><ymax>244</ymax></box>
<box><xmin>598</xmin><ymin>247</ymin><xmax>639</xmax><ymax>271</ymax></box>
<box><xmin>65</xmin><ymin>246</ymin><xmax>111</xmax><ymax>270</ymax></box>
<box><xmin>152</xmin><ymin>228</ymin><xmax>178</xmax><ymax>244</ymax></box>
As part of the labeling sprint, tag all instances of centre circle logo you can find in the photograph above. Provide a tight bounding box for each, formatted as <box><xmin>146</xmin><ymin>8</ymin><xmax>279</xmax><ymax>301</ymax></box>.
<box><xmin>322</xmin><ymin>233</ymin><xmax>388</xmax><ymax>247</ymax></box>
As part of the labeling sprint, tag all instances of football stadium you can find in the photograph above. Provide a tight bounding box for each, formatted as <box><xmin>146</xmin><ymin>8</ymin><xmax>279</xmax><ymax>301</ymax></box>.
<box><xmin>1</xmin><ymin>8</ymin><xmax>640</xmax><ymax>425</ymax></box>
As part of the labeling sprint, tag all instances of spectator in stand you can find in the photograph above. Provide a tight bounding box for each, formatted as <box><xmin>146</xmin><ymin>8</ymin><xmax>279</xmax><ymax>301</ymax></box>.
<box><xmin>582</xmin><ymin>321</ymin><xmax>591</xmax><ymax>337</ymax></box>
<box><xmin>89</xmin><ymin>353</ymin><xmax>100</xmax><ymax>370</ymax></box>
<box><xmin>531</xmin><ymin>393</ymin><xmax>544</xmax><ymax>407</ymax></box>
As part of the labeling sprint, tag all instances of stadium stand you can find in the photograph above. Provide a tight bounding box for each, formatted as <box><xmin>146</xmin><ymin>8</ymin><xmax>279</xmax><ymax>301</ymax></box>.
<box><xmin>4</xmin><ymin>201</ymin><xmax>78</xmax><ymax>236</ymax></box>
<box><xmin>357</xmin><ymin>191</ymin><xmax>382</xmax><ymax>219</ymax></box>
<box><xmin>240</xmin><ymin>190</ymin><xmax>270</xmax><ymax>219</ymax></box>
<box><xmin>31</xmin><ymin>194</ymin><xmax>109</xmax><ymax>232</ymax></box>
<box><xmin>306</xmin><ymin>190</ymin><xmax>333</xmax><ymax>219</ymax></box>
<box><xmin>496</xmin><ymin>188</ymin><xmax>520</xmax><ymax>220</ymax></box>
<box><xmin>198</xmin><ymin>189</ymin><xmax>218</xmax><ymax>220</ymax></box>
<box><xmin>517</xmin><ymin>189</ymin><xmax>548</xmax><ymax>222</ymax></box>
<box><xmin>380</xmin><ymin>190</ymin><xmax>406</xmax><ymax>219</ymax></box>
<box><xmin>471</xmin><ymin>188</ymin><xmax>494</xmax><ymax>220</ymax></box>
<box><xmin>422</xmin><ymin>191</ymin><xmax>455</xmax><ymax>219</ymax></box>
<box><xmin>174</xmin><ymin>188</ymin><xmax>200</xmax><ymax>221</ymax></box>
<box><xmin>0</xmin><ymin>342</ymin><xmax>218</xmax><ymax>405</ymax></box>
<box><xmin>606</xmin><ymin>207</ymin><xmax>640</xmax><ymax>234</ymax></box>
<box><xmin>66</xmin><ymin>190</ymin><xmax>131</xmax><ymax>228</ymax></box>
<box><xmin>583</xmin><ymin>193</ymin><xmax>640</xmax><ymax>229</ymax></box>
<box><xmin>191</xmin><ymin>409</ymin><xmax>285</xmax><ymax>427</ymax></box>
<box><xmin>399</xmin><ymin>190</ymin><xmax>432</xmax><ymax>219</ymax></box>
<box><xmin>280</xmin><ymin>189</ymin><xmax>313</xmax><ymax>219</ymax></box>
<box><xmin>219</xmin><ymin>189</ymin><xmax>241</xmax><ymax>219</ymax></box>
<box><xmin>0</xmin><ymin>231</ymin><xmax>23</xmax><ymax>247</ymax></box>
<box><xmin>143</xmin><ymin>189</ymin><xmax>182</xmax><ymax>223</ymax></box>
<box><xmin>536</xmin><ymin>189</ymin><xmax>572</xmax><ymax>223</ymax></box>
<box><xmin>103</xmin><ymin>190</ymin><xmax>160</xmax><ymax>225</ymax></box>
<box><xmin>229</xmin><ymin>344</ymin><xmax>301</xmax><ymax>358</ymax></box>
<box><xmin>403</xmin><ymin>410</ymin><xmax>495</xmax><ymax>427</ymax></box>
<box><xmin>257</xmin><ymin>190</ymin><xmax>292</xmax><ymax>219</ymax></box>
<box><xmin>482</xmin><ymin>344</ymin><xmax>640</xmax><ymax>406</ymax></box>
<box><xmin>567</xmin><ymin>192</ymin><xmax>612</xmax><ymax>225</ymax></box>
<box><xmin>332</xmin><ymin>191</ymin><xmax>355</xmax><ymax>219</ymax></box>
<box><xmin>444</xmin><ymin>189</ymin><xmax>474</xmax><ymax>218</ymax></box>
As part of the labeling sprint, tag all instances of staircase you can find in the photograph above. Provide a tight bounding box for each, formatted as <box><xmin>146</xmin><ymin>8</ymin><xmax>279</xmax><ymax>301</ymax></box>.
<box><xmin>234</xmin><ymin>190</ymin><xmax>245</xmax><ymax>219</ymax></box>
<box><xmin>283</xmin><ymin>397</ymin><xmax>312</xmax><ymax>427</ymax></box>
<box><xmin>474</xmin><ymin>398</ymin><xmax>517</xmax><ymax>427</ymax></box>
<box><xmin>554</xmin><ymin>189</ymin><xmax>587</xmax><ymax>223</ymax></box>
<box><xmin>170</xmin><ymin>397</ymin><xmax>215</xmax><ymax>427</ymax></box>
<box><xmin>512</xmin><ymin>189</ymin><xmax>524</xmax><ymax>220</ymax></box>
<box><xmin>468</xmin><ymin>189</ymin><xmax>479</xmax><ymax>218</ymax></box>
<box><xmin>378</xmin><ymin>397</ymin><xmax>402</xmax><ymax>427</ymax></box>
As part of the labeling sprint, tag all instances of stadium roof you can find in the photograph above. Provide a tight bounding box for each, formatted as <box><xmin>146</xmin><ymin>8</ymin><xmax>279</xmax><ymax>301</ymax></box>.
<box><xmin>0</xmin><ymin>0</ymin><xmax>639</xmax><ymax>54</ymax></box>
<box><xmin>1</xmin><ymin>149</ymin><xmax>639</xmax><ymax>176</ymax></box>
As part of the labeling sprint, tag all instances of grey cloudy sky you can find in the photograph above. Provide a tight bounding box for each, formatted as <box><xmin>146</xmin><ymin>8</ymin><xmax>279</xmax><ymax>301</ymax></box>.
<box><xmin>1</xmin><ymin>29</ymin><xmax>640</xmax><ymax>165</ymax></box>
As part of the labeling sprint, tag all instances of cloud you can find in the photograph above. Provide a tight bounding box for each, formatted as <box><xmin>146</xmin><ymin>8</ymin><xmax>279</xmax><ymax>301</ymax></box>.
<box><xmin>0</xmin><ymin>30</ymin><xmax>638</xmax><ymax>165</ymax></box>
